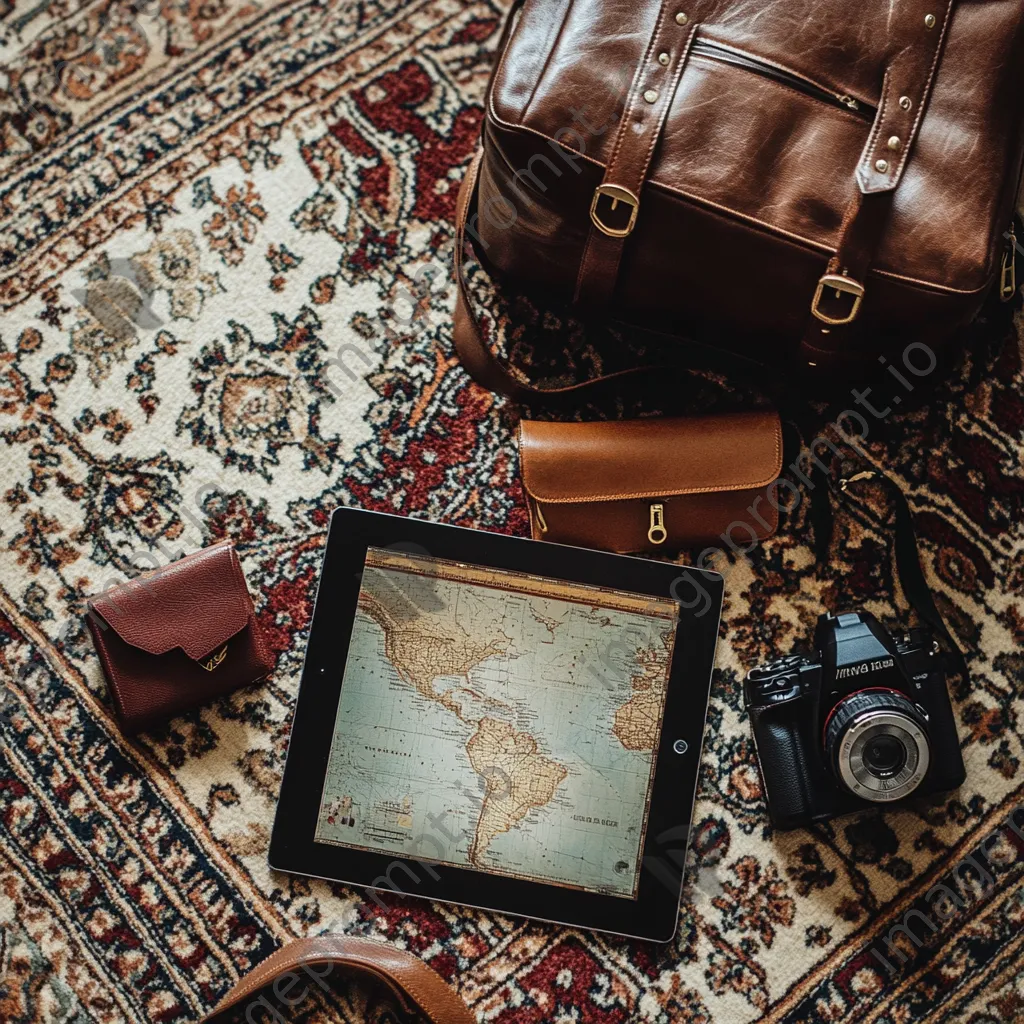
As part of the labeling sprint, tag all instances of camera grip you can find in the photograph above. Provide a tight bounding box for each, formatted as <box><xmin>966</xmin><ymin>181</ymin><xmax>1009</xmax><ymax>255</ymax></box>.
<box><xmin>749</xmin><ymin>703</ymin><xmax>820</xmax><ymax>830</ymax></box>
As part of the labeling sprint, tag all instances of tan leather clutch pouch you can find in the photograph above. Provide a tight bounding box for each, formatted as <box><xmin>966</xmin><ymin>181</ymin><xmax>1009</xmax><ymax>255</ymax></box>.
<box><xmin>518</xmin><ymin>411</ymin><xmax>783</xmax><ymax>554</ymax></box>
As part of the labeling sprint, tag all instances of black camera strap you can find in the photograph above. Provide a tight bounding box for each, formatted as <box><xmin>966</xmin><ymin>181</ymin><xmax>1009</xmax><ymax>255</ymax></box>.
<box><xmin>837</xmin><ymin>469</ymin><xmax>969</xmax><ymax>683</ymax></box>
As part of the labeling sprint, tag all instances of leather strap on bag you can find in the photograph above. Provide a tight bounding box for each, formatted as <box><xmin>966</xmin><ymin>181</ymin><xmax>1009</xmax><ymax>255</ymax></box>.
<box><xmin>453</xmin><ymin>148</ymin><xmax>678</xmax><ymax>402</ymax></box>
<box><xmin>453</xmin><ymin>149</ymin><xmax>779</xmax><ymax>404</ymax></box>
<box><xmin>199</xmin><ymin>935</ymin><xmax>475</xmax><ymax>1024</ymax></box>
<box><xmin>450</xmin><ymin>2</ymin><xmax>708</xmax><ymax>403</ymax></box>
<box><xmin>573</xmin><ymin>4</ymin><xmax>697</xmax><ymax>306</ymax></box>
<box><xmin>801</xmin><ymin>0</ymin><xmax>955</xmax><ymax>362</ymax></box>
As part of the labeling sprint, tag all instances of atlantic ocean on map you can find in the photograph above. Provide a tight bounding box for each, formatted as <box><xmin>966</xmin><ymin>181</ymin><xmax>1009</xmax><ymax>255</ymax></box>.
<box><xmin>314</xmin><ymin>549</ymin><xmax>678</xmax><ymax>898</ymax></box>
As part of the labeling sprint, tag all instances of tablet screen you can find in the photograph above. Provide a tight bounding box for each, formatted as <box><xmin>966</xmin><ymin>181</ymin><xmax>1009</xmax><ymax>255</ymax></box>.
<box><xmin>313</xmin><ymin>546</ymin><xmax>680</xmax><ymax>899</ymax></box>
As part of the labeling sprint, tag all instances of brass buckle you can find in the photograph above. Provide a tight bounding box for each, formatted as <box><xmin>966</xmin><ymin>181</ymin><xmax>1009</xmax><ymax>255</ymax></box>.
<box><xmin>590</xmin><ymin>183</ymin><xmax>639</xmax><ymax>238</ymax></box>
<box><xmin>811</xmin><ymin>273</ymin><xmax>865</xmax><ymax>326</ymax></box>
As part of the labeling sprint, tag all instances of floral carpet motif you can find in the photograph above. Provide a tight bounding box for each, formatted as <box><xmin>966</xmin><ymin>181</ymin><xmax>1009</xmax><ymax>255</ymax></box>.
<box><xmin>1</xmin><ymin>1</ymin><xmax>1023</xmax><ymax>1022</ymax></box>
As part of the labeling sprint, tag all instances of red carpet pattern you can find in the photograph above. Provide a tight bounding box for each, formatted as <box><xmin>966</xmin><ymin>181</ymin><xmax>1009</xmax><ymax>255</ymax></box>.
<box><xmin>1</xmin><ymin>1</ymin><xmax>1023</xmax><ymax>1021</ymax></box>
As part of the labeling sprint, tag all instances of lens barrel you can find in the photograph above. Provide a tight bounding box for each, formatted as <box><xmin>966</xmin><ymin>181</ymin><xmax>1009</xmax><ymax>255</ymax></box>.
<box><xmin>824</xmin><ymin>689</ymin><xmax>930</xmax><ymax>802</ymax></box>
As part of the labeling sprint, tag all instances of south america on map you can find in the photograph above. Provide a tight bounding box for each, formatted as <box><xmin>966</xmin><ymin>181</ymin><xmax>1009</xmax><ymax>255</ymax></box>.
<box><xmin>314</xmin><ymin>548</ymin><xmax>679</xmax><ymax>898</ymax></box>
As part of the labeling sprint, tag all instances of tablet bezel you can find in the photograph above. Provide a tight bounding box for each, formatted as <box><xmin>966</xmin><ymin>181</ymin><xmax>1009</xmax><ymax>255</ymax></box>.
<box><xmin>269</xmin><ymin>506</ymin><xmax>723</xmax><ymax>942</ymax></box>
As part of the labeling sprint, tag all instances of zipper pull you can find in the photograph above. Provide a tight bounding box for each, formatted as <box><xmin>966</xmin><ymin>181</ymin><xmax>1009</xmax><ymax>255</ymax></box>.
<box><xmin>837</xmin><ymin>94</ymin><xmax>859</xmax><ymax>110</ymax></box>
<box><xmin>533</xmin><ymin>500</ymin><xmax>548</xmax><ymax>534</ymax></box>
<box><xmin>648</xmin><ymin>503</ymin><xmax>667</xmax><ymax>545</ymax></box>
<box><xmin>1001</xmin><ymin>224</ymin><xmax>1018</xmax><ymax>302</ymax></box>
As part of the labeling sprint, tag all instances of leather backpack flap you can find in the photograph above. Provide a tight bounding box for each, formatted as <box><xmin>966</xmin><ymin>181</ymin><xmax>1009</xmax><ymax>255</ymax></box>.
<box><xmin>518</xmin><ymin>411</ymin><xmax>783</xmax><ymax>553</ymax></box>
<box><xmin>480</xmin><ymin>0</ymin><xmax>1024</xmax><ymax>358</ymax></box>
<box><xmin>87</xmin><ymin>543</ymin><xmax>273</xmax><ymax>731</ymax></box>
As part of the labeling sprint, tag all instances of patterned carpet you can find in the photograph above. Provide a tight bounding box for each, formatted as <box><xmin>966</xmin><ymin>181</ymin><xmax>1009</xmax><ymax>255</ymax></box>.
<box><xmin>1</xmin><ymin>0</ymin><xmax>1024</xmax><ymax>1021</ymax></box>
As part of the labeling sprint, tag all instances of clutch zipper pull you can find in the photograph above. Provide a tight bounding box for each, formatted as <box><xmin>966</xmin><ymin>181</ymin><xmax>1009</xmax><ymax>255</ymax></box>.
<box><xmin>534</xmin><ymin>500</ymin><xmax>549</xmax><ymax>533</ymax></box>
<box><xmin>1001</xmin><ymin>223</ymin><xmax>1018</xmax><ymax>302</ymax></box>
<box><xmin>648</xmin><ymin>503</ymin><xmax>667</xmax><ymax>545</ymax></box>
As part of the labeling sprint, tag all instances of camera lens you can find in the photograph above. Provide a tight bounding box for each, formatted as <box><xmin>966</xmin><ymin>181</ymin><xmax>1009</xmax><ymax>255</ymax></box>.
<box><xmin>824</xmin><ymin>690</ymin><xmax>930</xmax><ymax>802</ymax></box>
<box><xmin>863</xmin><ymin>734</ymin><xmax>908</xmax><ymax>777</ymax></box>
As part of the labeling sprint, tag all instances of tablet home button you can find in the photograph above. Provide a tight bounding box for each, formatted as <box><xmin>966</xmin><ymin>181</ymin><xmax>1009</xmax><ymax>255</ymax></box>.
<box><xmin>673</xmin><ymin>739</ymin><xmax>688</xmax><ymax>754</ymax></box>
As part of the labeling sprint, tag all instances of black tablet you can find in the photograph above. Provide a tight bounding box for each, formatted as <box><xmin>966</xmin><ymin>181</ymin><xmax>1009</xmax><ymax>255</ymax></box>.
<box><xmin>270</xmin><ymin>507</ymin><xmax>723</xmax><ymax>941</ymax></box>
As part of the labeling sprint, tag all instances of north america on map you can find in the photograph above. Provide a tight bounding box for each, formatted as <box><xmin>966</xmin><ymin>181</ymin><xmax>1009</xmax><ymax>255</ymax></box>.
<box><xmin>314</xmin><ymin>549</ymin><xmax>678</xmax><ymax>898</ymax></box>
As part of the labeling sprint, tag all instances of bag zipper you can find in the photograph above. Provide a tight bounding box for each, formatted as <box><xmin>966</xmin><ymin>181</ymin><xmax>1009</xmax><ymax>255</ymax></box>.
<box><xmin>691</xmin><ymin>40</ymin><xmax>875</xmax><ymax>119</ymax></box>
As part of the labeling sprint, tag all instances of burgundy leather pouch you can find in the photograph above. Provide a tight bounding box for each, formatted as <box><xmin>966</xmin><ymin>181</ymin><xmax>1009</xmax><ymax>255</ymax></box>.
<box><xmin>86</xmin><ymin>541</ymin><xmax>274</xmax><ymax>733</ymax></box>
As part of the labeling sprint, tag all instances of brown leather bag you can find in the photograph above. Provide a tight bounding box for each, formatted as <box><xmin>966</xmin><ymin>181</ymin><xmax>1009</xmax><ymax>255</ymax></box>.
<box><xmin>453</xmin><ymin>0</ymin><xmax>1024</xmax><ymax>398</ymax></box>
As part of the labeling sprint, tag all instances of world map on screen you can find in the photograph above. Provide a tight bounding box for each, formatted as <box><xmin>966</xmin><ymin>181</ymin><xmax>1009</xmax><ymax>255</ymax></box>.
<box><xmin>314</xmin><ymin>547</ymin><xmax>679</xmax><ymax>898</ymax></box>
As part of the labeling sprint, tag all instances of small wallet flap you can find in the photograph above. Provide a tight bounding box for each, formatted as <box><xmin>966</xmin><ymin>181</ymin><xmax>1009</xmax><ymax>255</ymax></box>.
<box><xmin>88</xmin><ymin>542</ymin><xmax>251</xmax><ymax>661</ymax></box>
<box><xmin>519</xmin><ymin>410</ymin><xmax>783</xmax><ymax>503</ymax></box>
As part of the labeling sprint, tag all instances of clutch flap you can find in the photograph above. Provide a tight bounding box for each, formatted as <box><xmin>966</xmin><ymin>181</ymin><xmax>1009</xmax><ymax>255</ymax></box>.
<box><xmin>88</xmin><ymin>542</ymin><xmax>252</xmax><ymax>662</ymax></box>
<box><xmin>519</xmin><ymin>410</ymin><xmax>783</xmax><ymax>503</ymax></box>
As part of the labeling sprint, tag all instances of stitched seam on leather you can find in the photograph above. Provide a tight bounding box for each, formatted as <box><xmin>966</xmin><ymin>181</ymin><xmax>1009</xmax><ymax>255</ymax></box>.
<box><xmin>576</xmin><ymin>24</ymin><xmax>696</xmax><ymax>300</ymax></box>
<box><xmin>870</xmin><ymin>267</ymin><xmax>990</xmax><ymax>296</ymax></box>
<box><xmin>859</xmin><ymin>64</ymin><xmax>892</xmax><ymax>187</ymax></box>
<box><xmin>212</xmin><ymin>948</ymin><xmax>343</xmax><ymax>1009</ymax></box>
<box><xmin>486</xmin><ymin>5</ymin><xmax>990</xmax><ymax>288</ymax></box>
<box><xmin>523</xmin><ymin>480</ymin><xmax>784</xmax><ymax>502</ymax></box>
<box><xmin>860</xmin><ymin>2</ymin><xmax>953</xmax><ymax>192</ymax></box>
<box><xmin>486</xmin><ymin>75</ymin><xmax>867</xmax><ymax>170</ymax></box>
<box><xmin>606</xmin><ymin>2</ymin><xmax>667</xmax><ymax>178</ymax></box>
<box><xmin>894</xmin><ymin>0</ymin><xmax>955</xmax><ymax>181</ymax></box>
<box><xmin>210</xmin><ymin>943</ymin><xmax>399</xmax><ymax>1005</ymax></box>
<box><xmin>209</xmin><ymin>947</ymin><xmax>467</xmax><ymax>1024</ymax></box>
<box><xmin>480</xmin><ymin>118</ymin><xmax>994</xmax><ymax>294</ymax></box>
<box><xmin>527</xmin><ymin>484</ymin><xmax>783</xmax><ymax>503</ymax></box>
<box><xmin>520</xmin><ymin>421</ymin><xmax>782</xmax><ymax>502</ymax></box>
<box><xmin>572</xmin><ymin>3</ymin><xmax>667</xmax><ymax>301</ymax></box>
<box><xmin>636</xmin><ymin>25</ymin><xmax>696</xmax><ymax>183</ymax></box>
<box><xmin>481</xmin><ymin>119</ymin><xmax>835</xmax><ymax>248</ymax></box>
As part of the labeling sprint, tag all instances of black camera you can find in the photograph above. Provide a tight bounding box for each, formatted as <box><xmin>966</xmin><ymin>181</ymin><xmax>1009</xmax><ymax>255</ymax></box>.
<box><xmin>744</xmin><ymin>611</ymin><xmax>965</xmax><ymax>830</ymax></box>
